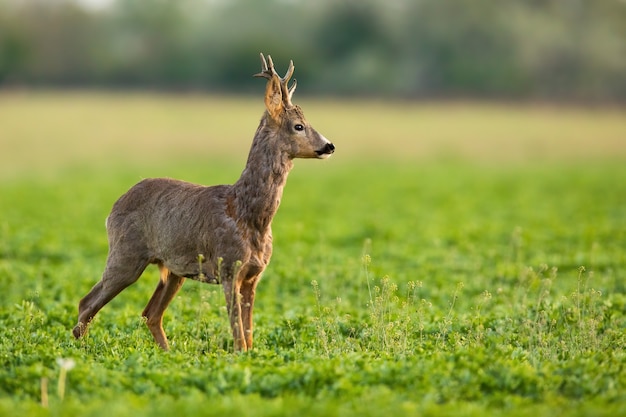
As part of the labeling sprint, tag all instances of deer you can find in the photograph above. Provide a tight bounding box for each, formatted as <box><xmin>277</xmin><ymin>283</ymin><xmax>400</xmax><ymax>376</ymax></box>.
<box><xmin>72</xmin><ymin>53</ymin><xmax>335</xmax><ymax>351</ymax></box>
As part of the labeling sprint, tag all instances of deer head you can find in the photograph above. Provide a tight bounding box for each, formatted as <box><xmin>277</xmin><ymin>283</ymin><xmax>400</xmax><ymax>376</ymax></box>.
<box><xmin>254</xmin><ymin>53</ymin><xmax>335</xmax><ymax>159</ymax></box>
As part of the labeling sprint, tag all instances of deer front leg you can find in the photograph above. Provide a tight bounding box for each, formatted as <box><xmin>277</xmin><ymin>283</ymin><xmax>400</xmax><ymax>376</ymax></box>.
<box><xmin>222</xmin><ymin>278</ymin><xmax>247</xmax><ymax>352</ymax></box>
<box><xmin>240</xmin><ymin>277</ymin><xmax>260</xmax><ymax>350</ymax></box>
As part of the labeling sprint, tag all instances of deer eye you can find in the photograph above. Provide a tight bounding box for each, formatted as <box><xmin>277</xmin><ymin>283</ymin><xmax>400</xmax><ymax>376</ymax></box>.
<box><xmin>294</xmin><ymin>124</ymin><xmax>304</xmax><ymax>132</ymax></box>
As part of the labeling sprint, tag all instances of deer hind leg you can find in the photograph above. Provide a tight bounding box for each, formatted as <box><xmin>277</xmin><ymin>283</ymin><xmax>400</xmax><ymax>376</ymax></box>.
<box><xmin>223</xmin><ymin>278</ymin><xmax>247</xmax><ymax>352</ymax></box>
<box><xmin>240</xmin><ymin>277</ymin><xmax>260</xmax><ymax>350</ymax></box>
<box><xmin>73</xmin><ymin>252</ymin><xmax>149</xmax><ymax>339</ymax></box>
<box><xmin>142</xmin><ymin>266</ymin><xmax>185</xmax><ymax>350</ymax></box>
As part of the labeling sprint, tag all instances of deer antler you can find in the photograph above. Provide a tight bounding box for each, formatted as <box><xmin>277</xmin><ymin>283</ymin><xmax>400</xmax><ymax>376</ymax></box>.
<box><xmin>254</xmin><ymin>53</ymin><xmax>297</xmax><ymax>106</ymax></box>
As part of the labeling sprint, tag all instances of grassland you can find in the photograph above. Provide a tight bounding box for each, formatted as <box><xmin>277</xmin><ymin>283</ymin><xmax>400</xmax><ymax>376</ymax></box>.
<box><xmin>0</xmin><ymin>92</ymin><xmax>625</xmax><ymax>416</ymax></box>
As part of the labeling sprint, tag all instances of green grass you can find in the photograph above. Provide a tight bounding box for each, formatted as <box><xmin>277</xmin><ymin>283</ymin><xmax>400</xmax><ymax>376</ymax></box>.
<box><xmin>0</xmin><ymin>92</ymin><xmax>625</xmax><ymax>416</ymax></box>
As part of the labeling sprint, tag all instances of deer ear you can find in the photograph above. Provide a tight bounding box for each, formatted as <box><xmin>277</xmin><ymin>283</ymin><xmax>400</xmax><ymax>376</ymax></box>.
<box><xmin>265</xmin><ymin>75</ymin><xmax>284</xmax><ymax>122</ymax></box>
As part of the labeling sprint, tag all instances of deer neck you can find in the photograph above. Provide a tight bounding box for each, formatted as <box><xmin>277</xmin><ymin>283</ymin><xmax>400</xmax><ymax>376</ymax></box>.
<box><xmin>233</xmin><ymin>122</ymin><xmax>293</xmax><ymax>232</ymax></box>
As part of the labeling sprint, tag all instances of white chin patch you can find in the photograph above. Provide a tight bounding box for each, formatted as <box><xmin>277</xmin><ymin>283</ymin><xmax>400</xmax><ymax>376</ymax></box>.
<box><xmin>317</xmin><ymin>153</ymin><xmax>332</xmax><ymax>159</ymax></box>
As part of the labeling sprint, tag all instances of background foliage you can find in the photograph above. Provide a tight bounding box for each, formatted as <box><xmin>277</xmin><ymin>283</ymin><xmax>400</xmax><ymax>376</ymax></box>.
<box><xmin>0</xmin><ymin>0</ymin><xmax>625</xmax><ymax>100</ymax></box>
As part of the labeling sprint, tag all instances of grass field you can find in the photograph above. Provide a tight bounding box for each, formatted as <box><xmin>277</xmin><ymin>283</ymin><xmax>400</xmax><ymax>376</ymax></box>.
<box><xmin>0</xmin><ymin>92</ymin><xmax>625</xmax><ymax>416</ymax></box>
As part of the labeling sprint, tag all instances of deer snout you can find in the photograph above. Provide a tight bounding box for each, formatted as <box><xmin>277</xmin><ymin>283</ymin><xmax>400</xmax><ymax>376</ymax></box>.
<box><xmin>316</xmin><ymin>142</ymin><xmax>335</xmax><ymax>159</ymax></box>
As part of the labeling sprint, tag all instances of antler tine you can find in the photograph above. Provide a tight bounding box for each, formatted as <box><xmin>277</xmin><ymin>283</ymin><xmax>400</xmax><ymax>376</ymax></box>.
<box><xmin>254</xmin><ymin>53</ymin><xmax>275</xmax><ymax>80</ymax></box>
<box><xmin>288</xmin><ymin>78</ymin><xmax>297</xmax><ymax>100</ymax></box>
<box><xmin>259</xmin><ymin>53</ymin><xmax>268</xmax><ymax>73</ymax></box>
<box><xmin>282</xmin><ymin>60</ymin><xmax>295</xmax><ymax>84</ymax></box>
<box><xmin>266</xmin><ymin>55</ymin><xmax>275</xmax><ymax>72</ymax></box>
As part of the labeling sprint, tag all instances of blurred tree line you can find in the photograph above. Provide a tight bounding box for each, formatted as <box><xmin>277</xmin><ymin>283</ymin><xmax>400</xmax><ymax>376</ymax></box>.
<box><xmin>0</xmin><ymin>0</ymin><xmax>624</xmax><ymax>101</ymax></box>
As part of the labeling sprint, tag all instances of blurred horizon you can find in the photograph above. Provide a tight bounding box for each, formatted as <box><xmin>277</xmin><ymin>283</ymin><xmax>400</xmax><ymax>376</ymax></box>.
<box><xmin>1</xmin><ymin>0</ymin><xmax>625</xmax><ymax>102</ymax></box>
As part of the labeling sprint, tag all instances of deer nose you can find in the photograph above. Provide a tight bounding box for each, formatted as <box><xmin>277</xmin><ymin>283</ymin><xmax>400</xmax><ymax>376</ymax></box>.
<box><xmin>317</xmin><ymin>142</ymin><xmax>335</xmax><ymax>156</ymax></box>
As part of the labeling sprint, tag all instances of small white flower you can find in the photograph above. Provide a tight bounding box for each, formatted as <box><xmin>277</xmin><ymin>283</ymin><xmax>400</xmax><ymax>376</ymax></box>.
<box><xmin>56</xmin><ymin>358</ymin><xmax>76</xmax><ymax>371</ymax></box>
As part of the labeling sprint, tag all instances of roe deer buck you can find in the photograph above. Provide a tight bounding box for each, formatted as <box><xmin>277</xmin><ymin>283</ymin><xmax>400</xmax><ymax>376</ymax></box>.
<box><xmin>72</xmin><ymin>53</ymin><xmax>335</xmax><ymax>351</ymax></box>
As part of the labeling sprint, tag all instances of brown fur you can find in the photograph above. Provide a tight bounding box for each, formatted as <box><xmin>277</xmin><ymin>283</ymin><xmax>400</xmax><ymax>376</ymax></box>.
<box><xmin>72</xmin><ymin>54</ymin><xmax>334</xmax><ymax>351</ymax></box>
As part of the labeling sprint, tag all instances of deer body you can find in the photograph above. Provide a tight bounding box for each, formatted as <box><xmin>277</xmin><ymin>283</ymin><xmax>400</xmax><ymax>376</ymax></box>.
<box><xmin>72</xmin><ymin>54</ymin><xmax>334</xmax><ymax>351</ymax></box>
